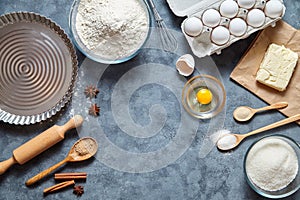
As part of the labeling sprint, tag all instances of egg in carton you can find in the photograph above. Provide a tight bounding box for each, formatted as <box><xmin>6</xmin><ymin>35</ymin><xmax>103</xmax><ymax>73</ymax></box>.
<box><xmin>167</xmin><ymin>0</ymin><xmax>285</xmax><ymax>58</ymax></box>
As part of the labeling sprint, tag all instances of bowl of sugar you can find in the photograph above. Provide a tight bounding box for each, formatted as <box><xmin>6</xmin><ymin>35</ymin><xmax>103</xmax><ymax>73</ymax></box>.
<box><xmin>69</xmin><ymin>0</ymin><xmax>150</xmax><ymax>64</ymax></box>
<box><xmin>244</xmin><ymin>135</ymin><xmax>300</xmax><ymax>198</ymax></box>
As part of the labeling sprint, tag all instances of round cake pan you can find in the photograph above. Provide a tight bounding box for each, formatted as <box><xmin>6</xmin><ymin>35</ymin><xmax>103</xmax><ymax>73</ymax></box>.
<box><xmin>0</xmin><ymin>12</ymin><xmax>78</xmax><ymax>125</ymax></box>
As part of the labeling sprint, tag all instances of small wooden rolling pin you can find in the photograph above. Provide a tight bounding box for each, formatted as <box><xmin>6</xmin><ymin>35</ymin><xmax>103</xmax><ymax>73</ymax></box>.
<box><xmin>0</xmin><ymin>115</ymin><xmax>84</xmax><ymax>175</ymax></box>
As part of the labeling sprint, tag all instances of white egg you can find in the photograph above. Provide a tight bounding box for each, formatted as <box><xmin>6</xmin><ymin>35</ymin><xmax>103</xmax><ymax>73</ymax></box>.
<box><xmin>247</xmin><ymin>9</ymin><xmax>265</xmax><ymax>28</ymax></box>
<box><xmin>220</xmin><ymin>0</ymin><xmax>239</xmax><ymax>18</ymax></box>
<box><xmin>202</xmin><ymin>9</ymin><xmax>221</xmax><ymax>27</ymax></box>
<box><xmin>211</xmin><ymin>26</ymin><xmax>230</xmax><ymax>45</ymax></box>
<box><xmin>265</xmin><ymin>0</ymin><xmax>283</xmax><ymax>18</ymax></box>
<box><xmin>176</xmin><ymin>54</ymin><xmax>195</xmax><ymax>76</ymax></box>
<box><xmin>237</xmin><ymin>0</ymin><xmax>255</xmax><ymax>9</ymax></box>
<box><xmin>183</xmin><ymin>17</ymin><xmax>203</xmax><ymax>37</ymax></box>
<box><xmin>229</xmin><ymin>18</ymin><xmax>247</xmax><ymax>36</ymax></box>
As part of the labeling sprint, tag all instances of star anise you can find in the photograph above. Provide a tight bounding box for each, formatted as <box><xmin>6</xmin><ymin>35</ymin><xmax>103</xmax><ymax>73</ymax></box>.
<box><xmin>84</xmin><ymin>85</ymin><xmax>99</xmax><ymax>99</ymax></box>
<box><xmin>88</xmin><ymin>103</ymin><xmax>100</xmax><ymax>116</ymax></box>
<box><xmin>73</xmin><ymin>185</ymin><xmax>84</xmax><ymax>196</ymax></box>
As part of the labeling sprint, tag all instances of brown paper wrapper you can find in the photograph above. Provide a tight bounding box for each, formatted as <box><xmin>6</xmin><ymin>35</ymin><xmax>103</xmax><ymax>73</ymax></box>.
<box><xmin>230</xmin><ymin>20</ymin><xmax>300</xmax><ymax>124</ymax></box>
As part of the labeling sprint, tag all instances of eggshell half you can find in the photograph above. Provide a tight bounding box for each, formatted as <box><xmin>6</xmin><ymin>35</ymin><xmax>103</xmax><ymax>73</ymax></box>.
<box><xmin>176</xmin><ymin>54</ymin><xmax>195</xmax><ymax>76</ymax></box>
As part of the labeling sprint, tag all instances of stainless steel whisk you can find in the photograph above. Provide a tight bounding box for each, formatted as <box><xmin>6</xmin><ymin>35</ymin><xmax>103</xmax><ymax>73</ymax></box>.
<box><xmin>148</xmin><ymin>0</ymin><xmax>178</xmax><ymax>52</ymax></box>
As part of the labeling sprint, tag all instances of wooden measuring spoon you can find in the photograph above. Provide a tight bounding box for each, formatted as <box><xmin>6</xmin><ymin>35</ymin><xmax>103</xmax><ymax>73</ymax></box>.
<box><xmin>25</xmin><ymin>137</ymin><xmax>98</xmax><ymax>186</ymax></box>
<box><xmin>217</xmin><ymin>113</ymin><xmax>300</xmax><ymax>151</ymax></box>
<box><xmin>233</xmin><ymin>102</ymin><xmax>288</xmax><ymax>122</ymax></box>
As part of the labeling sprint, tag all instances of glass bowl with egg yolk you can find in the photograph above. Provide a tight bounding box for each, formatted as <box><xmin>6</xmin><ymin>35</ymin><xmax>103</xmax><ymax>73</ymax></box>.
<box><xmin>181</xmin><ymin>75</ymin><xmax>226</xmax><ymax>119</ymax></box>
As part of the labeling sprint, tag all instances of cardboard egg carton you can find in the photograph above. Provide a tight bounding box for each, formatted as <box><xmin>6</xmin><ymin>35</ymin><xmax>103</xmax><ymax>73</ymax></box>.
<box><xmin>166</xmin><ymin>0</ymin><xmax>286</xmax><ymax>58</ymax></box>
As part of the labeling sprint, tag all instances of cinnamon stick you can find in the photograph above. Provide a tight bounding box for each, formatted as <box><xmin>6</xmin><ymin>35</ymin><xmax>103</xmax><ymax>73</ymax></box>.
<box><xmin>54</xmin><ymin>172</ymin><xmax>87</xmax><ymax>180</ymax></box>
<box><xmin>43</xmin><ymin>180</ymin><xmax>75</xmax><ymax>194</ymax></box>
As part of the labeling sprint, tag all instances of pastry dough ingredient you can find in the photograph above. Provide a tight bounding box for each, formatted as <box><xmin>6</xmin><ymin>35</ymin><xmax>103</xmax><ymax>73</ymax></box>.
<box><xmin>211</xmin><ymin>26</ymin><xmax>230</xmax><ymax>45</ymax></box>
<box><xmin>76</xmin><ymin>0</ymin><xmax>149</xmax><ymax>60</ymax></box>
<box><xmin>196</xmin><ymin>88</ymin><xmax>213</xmax><ymax>104</ymax></box>
<box><xmin>265</xmin><ymin>0</ymin><xmax>284</xmax><ymax>18</ymax></box>
<box><xmin>220</xmin><ymin>0</ymin><xmax>239</xmax><ymax>18</ymax></box>
<box><xmin>246</xmin><ymin>9</ymin><xmax>265</xmax><ymax>28</ymax></box>
<box><xmin>256</xmin><ymin>43</ymin><xmax>298</xmax><ymax>91</ymax></box>
<box><xmin>202</xmin><ymin>9</ymin><xmax>221</xmax><ymax>27</ymax></box>
<box><xmin>237</xmin><ymin>0</ymin><xmax>255</xmax><ymax>9</ymax></box>
<box><xmin>183</xmin><ymin>17</ymin><xmax>203</xmax><ymax>37</ymax></box>
<box><xmin>246</xmin><ymin>138</ymin><xmax>298</xmax><ymax>191</ymax></box>
<box><xmin>229</xmin><ymin>18</ymin><xmax>247</xmax><ymax>36</ymax></box>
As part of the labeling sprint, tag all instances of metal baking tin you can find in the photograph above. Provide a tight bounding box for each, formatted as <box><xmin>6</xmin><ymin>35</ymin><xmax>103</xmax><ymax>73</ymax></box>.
<box><xmin>0</xmin><ymin>12</ymin><xmax>78</xmax><ymax>125</ymax></box>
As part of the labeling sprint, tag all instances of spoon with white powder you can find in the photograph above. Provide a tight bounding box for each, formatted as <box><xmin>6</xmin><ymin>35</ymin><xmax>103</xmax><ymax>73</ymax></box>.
<box><xmin>217</xmin><ymin>113</ymin><xmax>300</xmax><ymax>151</ymax></box>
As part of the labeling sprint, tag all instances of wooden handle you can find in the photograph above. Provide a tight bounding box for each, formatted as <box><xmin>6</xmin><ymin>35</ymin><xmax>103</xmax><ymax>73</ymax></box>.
<box><xmin>0</xmin><ymin>157</ymin><xmax>17</xmax><ymax>175</ymax></box>
<box><xmin>25</xmin><ymin>158</ymin><xmax>68</xmax><ymax>186</ymax></box>
<box><xmin>13</xmin><ymin>115</ymin><xmax>83</xmax><ymax>165</ymax></box>
<box><xmin>256</xmin><ymin>102</ymin><xmax>288</xmax><ymax>112</ymax></box>
<box><xmin>245</xmin><ymin>114</ymin><xmax>300</xmax><ymax>137</ymax></box>
<box><xmin>58</xmin><ymin>115</ymin><xmax>84</xmax><ymax>135</ymax></box>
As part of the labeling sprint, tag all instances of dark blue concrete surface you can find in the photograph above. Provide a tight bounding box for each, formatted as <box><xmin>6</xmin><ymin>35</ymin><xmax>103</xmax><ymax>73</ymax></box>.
<box><xmin>0</xmin><ymin>0</ymin><xmax>299</xmax><ymax>199</ymax></box>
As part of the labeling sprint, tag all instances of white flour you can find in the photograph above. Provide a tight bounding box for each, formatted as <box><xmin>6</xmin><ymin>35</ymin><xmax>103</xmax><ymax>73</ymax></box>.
<box><xmin>76</xmin><ymin>0</ymin><xmax>149</xmax><ymax>60</ymax></box>
<box><xmin>246</xmin><ymin>138</ymin><xmax>298</xmax><ymax>191</ymax></box>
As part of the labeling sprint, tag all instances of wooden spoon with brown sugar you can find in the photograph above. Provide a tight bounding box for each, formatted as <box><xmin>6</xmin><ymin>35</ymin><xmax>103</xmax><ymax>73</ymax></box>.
<box><xmin>26</xmin><ymin>137</ymin><xmax>98</xmax><ymax>186</ymax></box>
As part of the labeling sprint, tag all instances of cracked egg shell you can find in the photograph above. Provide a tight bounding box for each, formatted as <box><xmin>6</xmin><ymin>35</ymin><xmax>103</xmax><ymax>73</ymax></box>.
<box><xmin>176</xmin><ymin>54</ymin><xmax>195</xmax><ymax>76</ymax></box>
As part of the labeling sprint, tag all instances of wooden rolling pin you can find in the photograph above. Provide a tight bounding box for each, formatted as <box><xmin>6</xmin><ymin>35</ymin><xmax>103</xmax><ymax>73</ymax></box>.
<box><xmin>0</xmin><ymin>115</ymin><xmax>84</xmax><ymax>175</ymax></box>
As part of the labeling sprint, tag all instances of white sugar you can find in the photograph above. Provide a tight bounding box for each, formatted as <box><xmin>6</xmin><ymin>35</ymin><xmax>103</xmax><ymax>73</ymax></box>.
<box><xmin>246</xmin><ymin>138</ymin><xmax>298</xmax><ymax>191</ymax></box>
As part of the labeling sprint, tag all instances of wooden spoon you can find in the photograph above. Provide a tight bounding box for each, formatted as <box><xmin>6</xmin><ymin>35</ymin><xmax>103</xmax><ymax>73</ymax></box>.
<box><xmin>217</xmin><ymin>113</ymin><xmax>300</xmax><ymax>151</ymax></box>
<box><xmin>0</xmin><ymin>115</ymin><xmax>83</xmax><ymax>175</ymax></box>
<box><xmin>25</xmin><ymin>137</ymin><xmax>98</xmax><ymax>186</ymax></box>
<box><xmin>233</xmin><ymin>102</ymin><xmax>288</xmax><ymax>122</ymax></box>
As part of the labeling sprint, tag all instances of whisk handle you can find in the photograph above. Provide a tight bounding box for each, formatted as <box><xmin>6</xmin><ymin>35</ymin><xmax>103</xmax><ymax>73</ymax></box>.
<box><xmin>147</xmin><ymin>0</ymin><xmax>162</xmax><ymax>21</ymax></box>
<box><xmin>148</xmin><ymin>0</ymin><xmax>156</xmax><ymax>9</ymax></box>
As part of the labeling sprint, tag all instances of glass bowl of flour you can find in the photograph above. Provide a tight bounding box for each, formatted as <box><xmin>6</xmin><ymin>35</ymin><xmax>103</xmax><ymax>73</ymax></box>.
<box><xmin>244</xmin><ymin>135</ymin><xmax>300</xmax><ymax>198</ymax></box>
<box><xmin>69</xmin><ymin>0</ymin><xmax>150</xmax><ymax>64</ymax></box>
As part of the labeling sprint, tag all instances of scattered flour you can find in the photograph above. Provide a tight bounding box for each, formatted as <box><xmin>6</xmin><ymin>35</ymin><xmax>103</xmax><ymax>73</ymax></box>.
<box><xmin>246</xmin><ymin>137</ymin><xmax>298</xmax><ymax>191</ymax></box>
<box><xmin>75</xmin><ymin>0</ymin><xmax>149</xmax><ymax>60</ymax></box>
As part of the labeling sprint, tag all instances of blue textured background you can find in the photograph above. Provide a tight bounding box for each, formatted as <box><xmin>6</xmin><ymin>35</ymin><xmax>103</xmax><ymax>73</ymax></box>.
<box><xmin>0</xmin><ymin>0</ymin><xmax>299</xmax><ymax>199</ymax></box>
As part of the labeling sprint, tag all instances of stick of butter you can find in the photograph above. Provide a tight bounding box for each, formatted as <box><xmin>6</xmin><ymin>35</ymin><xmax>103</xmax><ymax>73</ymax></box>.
<box><xmin>256</xmin><ymin>43</ymin><xmax>298</xmax><ymax>91</ymax></box>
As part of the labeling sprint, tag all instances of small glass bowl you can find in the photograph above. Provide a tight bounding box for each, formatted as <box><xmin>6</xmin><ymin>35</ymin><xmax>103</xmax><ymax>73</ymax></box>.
<box><xmin>244</xmin><ymin>135</ymin><xmax>300</xmax><ymax>199</ymax></box>
<box><xmin>181</xmin><ymin>75</ymin><xmax>226</xmax><ymax>119</ymax></box>
<box><xmin>69</xmin><ymin>0</ymin><xmax>150</xmax><ymax>64</ymax></box>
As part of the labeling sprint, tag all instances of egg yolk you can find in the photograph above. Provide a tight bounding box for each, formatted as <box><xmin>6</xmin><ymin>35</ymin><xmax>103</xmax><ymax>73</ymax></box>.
<box><xmin>196</xmin><ymin>88</ymin><xmax>213</xmax><ymax>104</ymax></box>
